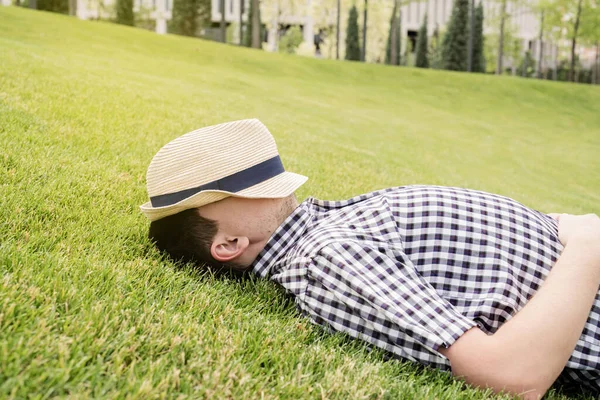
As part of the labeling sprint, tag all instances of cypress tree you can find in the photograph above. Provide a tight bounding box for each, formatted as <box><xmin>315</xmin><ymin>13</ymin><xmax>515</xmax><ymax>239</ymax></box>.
<box><xmin>471</xmin><ymin>2</ymin><xmax>485</xmax><ymax>73</ymax></box>
<box><xmin>170</xmin><ymin>0</ymin><xmax>199</xmax><ymax>36</ymax></box>
<box><xmin>243</xmin><ymin>0</ymin><xmax>263</xmax><ymax>48</ymax></box>
<box><xmin>115</xmin><ymin>0</ymin><xmax>134</xmax><ymax>26</ymax></box>
<box><xmin>243</xmin><ymin>0</ymin><xmax>253</xmax><ymax>47</ymax></box>
<box><xmin>415</xmin><ymin>15</ymin><xmax>429</xmax><ymax>68</ymax></box>
<box><xmin>345</xmin><ymin>5</ymin><xmax>360</xmax><ymax>61</ymax></box>
<box><xmin>441</xmin><ymin>0</ymin><xmax>469</xmax><ymax>71</ymax></box>
<box><xmin>385</xmin><ymin>2</ymin><xmax>401</xmax><ymax>65</ymax></box>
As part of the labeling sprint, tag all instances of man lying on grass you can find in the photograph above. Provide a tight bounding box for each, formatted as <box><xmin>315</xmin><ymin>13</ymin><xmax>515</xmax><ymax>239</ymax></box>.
<box><xmin>141</xmin><ymin>119</ymin><xmax>600</xmax><ymax>398</ymax></box>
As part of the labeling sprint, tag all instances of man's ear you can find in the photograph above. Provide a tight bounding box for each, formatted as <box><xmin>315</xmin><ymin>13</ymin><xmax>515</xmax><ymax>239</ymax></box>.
<box><xmin>210</xmin><ymin>233</ymin><xmax>250</xmax><ymax>263</ymax></box>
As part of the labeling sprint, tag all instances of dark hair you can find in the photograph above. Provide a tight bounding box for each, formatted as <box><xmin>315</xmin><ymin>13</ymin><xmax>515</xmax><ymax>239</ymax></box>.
<box><xmin>148</xmin><ymin>208</ymin><xmax>222</xmax><ymax>270</ymax></box>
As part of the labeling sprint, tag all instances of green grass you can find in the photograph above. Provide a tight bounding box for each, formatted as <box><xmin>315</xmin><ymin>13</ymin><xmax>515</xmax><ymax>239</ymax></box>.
<box><xmin>1</xmin><ymin>7</ymin><xmax>600</xmax><ymax>399</ymax></box>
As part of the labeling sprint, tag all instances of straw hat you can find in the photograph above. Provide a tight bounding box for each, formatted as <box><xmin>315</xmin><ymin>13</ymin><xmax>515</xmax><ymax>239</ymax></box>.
<box><xmin>140</xmin><ymin>119</ymin><xmax>308</xmax><ymax>221</ymax></box>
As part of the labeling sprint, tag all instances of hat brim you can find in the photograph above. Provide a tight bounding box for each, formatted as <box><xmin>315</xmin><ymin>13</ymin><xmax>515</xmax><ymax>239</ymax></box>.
<box><xmin>140</xmin><ymin>171</ymin><xmax>308</xmax><ymax>222</ymax></box>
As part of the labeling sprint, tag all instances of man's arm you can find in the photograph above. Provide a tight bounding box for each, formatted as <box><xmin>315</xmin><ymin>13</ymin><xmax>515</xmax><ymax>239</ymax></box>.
<box><xmin>439</xmin><ymin>214</ymin><xmax>600</xmax><ymax>399</ymax></box>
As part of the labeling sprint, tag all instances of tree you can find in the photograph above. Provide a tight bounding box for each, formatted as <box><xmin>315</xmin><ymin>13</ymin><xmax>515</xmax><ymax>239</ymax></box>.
<box><xmin>536</xmin><ymin>9</ymin><xmax>545</xmax><ymax>78</ymax></box>
<box><xmin>508</xmin><ymin>36</ymin><xmax>522</xmax><ymax>75</ymax></box>
<box><xmin>37</xmin><ymin>0</ymin><xmax>68</xmax><ymax>13</ymax></box>
<box><xmin>570</xmin><ymin>0</ymin><xmax>584</xmax><ymax>81</ymax></box>
<box><xmin>385</xmin><ymin>0</ymin><xmax>401</xmax><ymax>65</ymax></box>
<box><xmin>219</xmin><ymin>0</ymin><xmax>226</xmax><ymax>42</ymax></box>
<box><xmin>415</xmin><ymin>14</ymin><xmax>429</xmax><ymax>68</ymax></box>
<box><xmin>489</xmin><ymin>0</ymin><xmax>527</xmax><ymax>74</ymax></box>
<box><xmin>345</xmin><ymin>5</ymin><xmax>360</xmax><ymax>60</ymax></box>
<box><xmin>243</xmin><ymin>0</ymin><xmax>263</xmax><ymax>48</ymax></box>
<box><xmin>361</xmin><ymin>0</ymin><xmax>400</xmax><ymax>63</ymax></box>
<box><xmin>579</xmin><ymin>0</ymin><xmax>600</xmax><ymax>84</ymax></box>
<box><xmin>595</xmin><ymin>41</ymin><xmax>600</xmax><ymax>84</ymax></box>
<box><xmin>251</xmin><ymin>0</ymin><xmax>262</xmax><ymax>48</ymax></box>
<box><xmin>430</xmin><ymin>26</ymin><xmax>444</xmax><ymax>69</ymax></box>
<box><xmin>441</xmin><ymin>0</ymin><xmax>469</xmax><ymax>71</ymax></box>
<box><xmin>546</xmin><ymin>0</ymin><xmax>591</xmax><ymax>82</ymax></box>
<box><xmin>361</xmin><ymin>0</ymin><xmax>368</xmax><ymax>61</ymax></box>
<box><xmin>483</xmin><ymin>1</ymin><xmax>522</xmax><ymax>75</ymax></box>
<box><xmin>471</xmin><ymin>2</ymin><xmax>485</xmax><ymax>72</ymax></box>
<box><xmin>169</xmin><ymin>0</ymin><xmax>210</xmax><ymax>37</ymax></box>
<box><xmin>115</xmin><ymin>0</ymin><xmax>134</xmax><ymax>25</ymax></box>
<box><xmin>532</xmin><ymin>0</ymin><xmax>556</xmax><ymax>78</ymax></box>
<box><xmin>239</xmin><ymin>0</ymin><xmax>244</xmax><ymax>45</ymax></box>
<box><xmin>496</xmin><ymin>0</ymin><xmax>507</xmax><ymax>74</ymax></box>
<box><xmin>337</xmin><ymin>0</ymin><xmax>341</xmax><ymax>59</ymax></box>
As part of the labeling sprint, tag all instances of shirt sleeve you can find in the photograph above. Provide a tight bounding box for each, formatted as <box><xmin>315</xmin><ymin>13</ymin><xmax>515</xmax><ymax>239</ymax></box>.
<box><xmin>301</xmin><ymin>241</ymin><xmax>477</xmax><ymax>368</ymax></box>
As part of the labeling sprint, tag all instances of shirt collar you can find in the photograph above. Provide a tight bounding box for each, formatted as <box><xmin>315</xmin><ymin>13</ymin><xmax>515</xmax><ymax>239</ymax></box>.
<box><xmin>251</xmin><ymin>199</ymin><xmax>314</xmax><ymax>278</ymax></box>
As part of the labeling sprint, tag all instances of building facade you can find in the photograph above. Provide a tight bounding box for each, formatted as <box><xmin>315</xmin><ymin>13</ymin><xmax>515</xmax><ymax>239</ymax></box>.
<box><xmin>210</xmin><ymin>0</ymin><xmax>559</xmax><ymax>69</ymax></box>
<box><xmin>75</xmin><ymin>0</ymin><xmax>172</xmax><ymax>34</ymax></box>
<box><xmin>400</xmin><ymin>0</ymin><xmax>558</xmax><ymax>71</ymax></box>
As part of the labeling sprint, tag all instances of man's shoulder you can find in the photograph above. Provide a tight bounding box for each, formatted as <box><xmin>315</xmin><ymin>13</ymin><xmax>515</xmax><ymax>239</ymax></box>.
<box><xmin>307</xmin><ymin>185</ymin><xmax>491</xmax><ymax>209</ymax></box>
<box><xmin>306</xmin><ymin>185</ymin><xmax>407</xmax><ymax>210</ymax></box>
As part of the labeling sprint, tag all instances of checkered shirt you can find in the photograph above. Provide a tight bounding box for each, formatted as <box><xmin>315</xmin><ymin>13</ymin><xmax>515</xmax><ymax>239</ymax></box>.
<box><xmin>251</xmin><ymin>185</ymin><xmax>600</xmax><ymax>393</ymax></box>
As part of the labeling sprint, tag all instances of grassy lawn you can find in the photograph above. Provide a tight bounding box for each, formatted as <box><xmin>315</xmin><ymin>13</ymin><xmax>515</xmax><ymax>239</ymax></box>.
<box><xmin>1</xmin><ymin>6</ymin><xmax>600</xmax><ymax>399</ymax></box>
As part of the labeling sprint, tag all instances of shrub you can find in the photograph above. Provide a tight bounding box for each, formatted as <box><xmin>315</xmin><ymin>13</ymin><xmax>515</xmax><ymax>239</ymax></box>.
<box><xmin>279</xmin><ymin>26</ymin><xmax>303</xmax><ymax>54</ymax></box>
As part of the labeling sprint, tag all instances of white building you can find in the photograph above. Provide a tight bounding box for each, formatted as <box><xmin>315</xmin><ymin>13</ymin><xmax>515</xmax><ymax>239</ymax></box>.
<box><xmin>75</xmin><ymin>0</ymin><xmax>172</xmax><ymax>34</ymax></box>
<box><xmin>210</xmin><ymin>0</ymin><xmax>558</xmax><ymax>67</ymax></box>
<box><xmin>209</xmin><ymin>0</ymin><xmax>314</xmax><ymax>50</ymax></box>
<box><xmin>401</xmin><ymin>0</ymin><xmax>560</xmax><ymax>71</ymax></box>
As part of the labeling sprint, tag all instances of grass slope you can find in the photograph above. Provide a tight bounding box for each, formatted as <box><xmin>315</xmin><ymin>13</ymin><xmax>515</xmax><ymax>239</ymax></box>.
<box><xmin>1</xmin><ymin>7</ymin><xmax>599</xmax><ymax>399</ymax></box>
